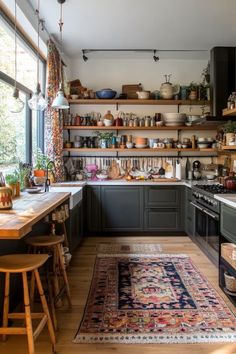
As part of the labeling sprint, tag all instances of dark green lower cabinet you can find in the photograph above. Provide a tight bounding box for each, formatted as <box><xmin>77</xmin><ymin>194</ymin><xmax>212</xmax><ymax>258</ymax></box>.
<box><xmin>85</xmin><ymin>185</ymin><xmax>185</xmax><ymax>234</ymax></box>
<box><xmin>221</xmin><ymin>204</ymin><xmax>236</xmax><ymax>243</ymax></box>
<box><xmin>101</xmin><ymin>186</ymin><xmax>143</xmax><ymax>231</ymax></box>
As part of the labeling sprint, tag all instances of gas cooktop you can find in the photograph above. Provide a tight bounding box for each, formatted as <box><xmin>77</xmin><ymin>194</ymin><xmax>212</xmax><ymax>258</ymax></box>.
<box><xmin>194</xmin><ymin>184</ymin><xmax>236</xmax><ymax>194</ymax></box>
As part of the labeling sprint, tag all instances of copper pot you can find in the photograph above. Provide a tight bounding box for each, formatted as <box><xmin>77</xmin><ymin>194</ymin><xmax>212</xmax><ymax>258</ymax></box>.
<box><xmin>225</xmin><ymin>176</ymin><xmax>236</xmax><ymax>190</ymax></box>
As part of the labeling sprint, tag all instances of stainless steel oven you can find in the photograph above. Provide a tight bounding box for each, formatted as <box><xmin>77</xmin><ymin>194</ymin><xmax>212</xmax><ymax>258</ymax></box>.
<box><xmin>191</xmin><ymin>186</ymin><xmax>221</xmax><ymax>265</ymax></box>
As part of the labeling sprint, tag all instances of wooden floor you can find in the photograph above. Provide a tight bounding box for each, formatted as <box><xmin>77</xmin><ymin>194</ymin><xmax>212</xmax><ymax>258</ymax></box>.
<box><xmin>1</xmin><ymin>236</ymin><xmax>236</xmax><ymax>354</ymax></box>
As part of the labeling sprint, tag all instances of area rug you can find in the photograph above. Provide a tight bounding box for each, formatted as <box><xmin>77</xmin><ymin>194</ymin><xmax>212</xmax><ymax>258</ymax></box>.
<box><xmin>97</xmin><ymin>243</ymin><xmax>162</xmax><ymax>254</ymax></box>
<box><xmin>73</xmin><ymin>254</ymin><xmax>236</xmax><ymax>344</ymax></box>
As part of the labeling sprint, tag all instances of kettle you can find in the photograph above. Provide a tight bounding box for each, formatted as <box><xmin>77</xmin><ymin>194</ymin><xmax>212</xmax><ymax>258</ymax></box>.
<box><xmin>224</xmin><ymin>176</ymin><xmax>236</xmax><ymax>190</ymax></box>
<box><xmin>160</xmin><ymin>74</ymin><xmax>180</xmax><ymax>99</ymax></box>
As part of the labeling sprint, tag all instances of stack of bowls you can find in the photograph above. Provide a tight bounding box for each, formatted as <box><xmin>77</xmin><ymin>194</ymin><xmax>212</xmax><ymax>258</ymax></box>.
<box><xmin>197</xmin><ymin>137</ymin><xmax>213</xmax><ymax>148</ymax></box>
<box><xmin>135</xmin><ymin>137</ymin><xmax>148</xmax><ymax>148</ymax></box>
<box><xmin>162</xmin><ymin>113</ymin><xmax>186</xmax><ymax>126</ymax></box>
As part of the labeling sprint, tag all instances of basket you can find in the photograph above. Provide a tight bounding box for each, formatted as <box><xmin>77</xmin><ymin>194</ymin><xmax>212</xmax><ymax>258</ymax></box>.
<box><xmin>221</xmin><ymin>243</ymin><xmax>236</xmax><ymax>270</ymax></box>
<box><xmin>224</xmin><ymin>272</ymin><xmax>236</xmax><ymax>292</ymax></box>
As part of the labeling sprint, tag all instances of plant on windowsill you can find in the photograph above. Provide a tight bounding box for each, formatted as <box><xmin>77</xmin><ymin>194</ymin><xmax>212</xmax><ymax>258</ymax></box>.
<box><xmin>33</xmin><ymin>148</ymin><xmax>50</xmax><ymax>177</ymax></box>
<box><xmin>5</xmin><ymin>171</ymin><xmax>20</xmax><ymax>197</ymax></box>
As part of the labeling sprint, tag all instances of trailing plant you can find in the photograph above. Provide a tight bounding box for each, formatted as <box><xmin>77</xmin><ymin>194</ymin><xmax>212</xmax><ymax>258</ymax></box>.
<box><xmin>188</xmin><ymin>81</ymin><xmax>198</xmax><ymax>91</ymax></box>
<box><xmin>201</xmin><ymin>61</ymin><xmax>210</xmax><ymax>85</ymax></box>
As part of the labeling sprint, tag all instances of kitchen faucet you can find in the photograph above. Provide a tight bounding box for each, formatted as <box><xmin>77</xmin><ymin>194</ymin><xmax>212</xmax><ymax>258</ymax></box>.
<box><xmin>45</xmin><ymin>161</ymin><xmax>56</xmax><ymax>192</ymax></box>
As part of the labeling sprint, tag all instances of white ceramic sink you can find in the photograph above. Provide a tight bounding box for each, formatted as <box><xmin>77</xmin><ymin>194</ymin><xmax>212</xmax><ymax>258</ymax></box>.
<box><xmin>49</xmin><ymin>186</ymin><xmax>83</xmax><ymax>209</ymax></box>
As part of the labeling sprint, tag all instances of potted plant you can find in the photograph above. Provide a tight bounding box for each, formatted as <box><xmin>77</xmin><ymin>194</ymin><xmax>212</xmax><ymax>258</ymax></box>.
<box><xmin>33</xmin><ymin>148</ymin><xmax>50</xmax><ymax>177</ymax></box>
<box><xmin>5</xmin><ymin>171</ymin><xmax>20</xmax><ymax>197</ymax></box>
<box><xmin>188</xmin><ymin>81</ymin><xmax>199</xmax><ymax>100</ymax></box>
<box><xmin>224</xmin><ymin>120</ymin><xmax>236</xmax><ymax>145</ymax></box>
<box><xmin>18</xmin><ymin>162</ymin><xmax>32</xmax><ymax>190</ymax></box>
<box><xmin>95</xmin><ymin>131</ymin><xmax>114</xmax><ymax>148</ymax></box>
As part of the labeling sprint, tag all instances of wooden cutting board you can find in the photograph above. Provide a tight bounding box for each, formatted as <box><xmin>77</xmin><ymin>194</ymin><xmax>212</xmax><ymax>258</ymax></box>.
<box><xmin>122</xmin><ymin>84</ymin><xmax>142</xmax><ymax>99</ymax></box>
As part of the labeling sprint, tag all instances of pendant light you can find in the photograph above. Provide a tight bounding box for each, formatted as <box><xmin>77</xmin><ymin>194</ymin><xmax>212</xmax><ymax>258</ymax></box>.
<box><xmin>52</xmin><ymin>0</ymin><xmax>69</xmax><ymax>110</ymax></box>
<box><xmin>9</xmin><ymin>0</ymin><xmax>25</xmax><ymax>113</ymax></box>
<box><xmin>28</xmin><ymin>0</ymin><xmax>47</xmax><ymax>111</ymax></box>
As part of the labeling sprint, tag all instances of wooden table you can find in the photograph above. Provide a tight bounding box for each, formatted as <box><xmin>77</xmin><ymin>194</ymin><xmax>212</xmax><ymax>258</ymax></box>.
<box><xmin>0</xmin><ymin>192</ymin><xmax>70</xmax><ymax>239</ymax></box>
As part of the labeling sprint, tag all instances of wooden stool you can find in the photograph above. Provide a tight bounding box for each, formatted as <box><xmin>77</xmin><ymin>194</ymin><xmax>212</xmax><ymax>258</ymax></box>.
<box><xmin>0</xmin><ymin>254</ymin><xmax>56</xmax><ymax>354</ymax></box>
<box><xmin>25</xmin><ymin>236</ymin><xmax>72</xmax><ymax>330</ymax></box>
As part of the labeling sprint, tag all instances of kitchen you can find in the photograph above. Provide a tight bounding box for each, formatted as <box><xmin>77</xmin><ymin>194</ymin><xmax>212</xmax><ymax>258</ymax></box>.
<box><xmin>1</xmin><ymin>0</ymin><xmax>236</xmax><ymax>353</ymax></box>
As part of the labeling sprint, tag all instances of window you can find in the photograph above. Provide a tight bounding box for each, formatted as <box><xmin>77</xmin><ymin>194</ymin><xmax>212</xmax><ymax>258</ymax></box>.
<box><xmin>0</xmin><ymin>12</ymin><xmax>46</xmax><ymax>173</ymax></box>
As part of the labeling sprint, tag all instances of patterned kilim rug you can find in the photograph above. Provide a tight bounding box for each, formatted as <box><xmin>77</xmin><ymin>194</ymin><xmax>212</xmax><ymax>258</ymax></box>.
<box><xmin>97</xmin><ymin>243</ymin><xmax>162</xmax><ymax>254</ymax></box>
<box><xmin>73</xmin><ymin>254</ymin><xmax>236</xmax><ymax>344</ymax></box>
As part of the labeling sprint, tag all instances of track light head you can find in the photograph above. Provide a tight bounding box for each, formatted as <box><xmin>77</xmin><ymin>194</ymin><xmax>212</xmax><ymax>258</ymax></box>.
<box><xmin>82</xmin><ymin>50</ymin><xmax>88</xmax><ymax>62</ymax></box>
<box><xmin>153</xmin><ymin>50</ymin><xmax>159</xmax><ymax>62</ymax></box>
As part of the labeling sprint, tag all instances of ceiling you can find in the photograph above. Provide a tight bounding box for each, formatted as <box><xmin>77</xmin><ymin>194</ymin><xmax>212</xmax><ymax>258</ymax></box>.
<box><xmin>26</xmin><ymin>0</ymin><xmax>236</xmax><ymax>59</ymax></box>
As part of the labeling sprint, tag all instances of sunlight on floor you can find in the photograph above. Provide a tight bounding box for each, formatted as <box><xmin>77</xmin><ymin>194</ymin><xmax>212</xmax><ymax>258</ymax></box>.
<box><xmin>209</xmin><ymin>344</ymin><xmax>236</xmax><ymax>354</ymax></box>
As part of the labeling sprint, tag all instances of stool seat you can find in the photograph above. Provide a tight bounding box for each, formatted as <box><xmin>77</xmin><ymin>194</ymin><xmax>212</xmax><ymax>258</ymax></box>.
<box><xmin>26</xmin><ymin>235</ymin><xmax>65</xmax><ymax>247</ymax></box>
<box><xmin>0</xmin><ymin>254</ymin><xmax>49</xmax><ymax>273</ymax></box>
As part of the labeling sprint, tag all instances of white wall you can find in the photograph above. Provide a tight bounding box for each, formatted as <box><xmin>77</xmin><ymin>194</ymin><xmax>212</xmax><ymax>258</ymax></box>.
<box><xmin>70</xmin><ymin>56</ymin><xmax>207</xmax><ymax>93</ymax></box>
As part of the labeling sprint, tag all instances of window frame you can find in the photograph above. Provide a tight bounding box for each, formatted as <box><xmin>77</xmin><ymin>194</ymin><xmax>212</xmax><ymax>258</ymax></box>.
<box><xmin>0</xmin><ymin>10</ymin><xmax>47</xmax><ymax>166</ymax></box>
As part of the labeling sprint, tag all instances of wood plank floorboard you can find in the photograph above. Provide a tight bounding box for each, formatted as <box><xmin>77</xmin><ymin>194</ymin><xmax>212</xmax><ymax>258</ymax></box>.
<box><xmin>1</xmin><ymin>236</ymin><xmax>236</xmax><ymax>354</ymax></box>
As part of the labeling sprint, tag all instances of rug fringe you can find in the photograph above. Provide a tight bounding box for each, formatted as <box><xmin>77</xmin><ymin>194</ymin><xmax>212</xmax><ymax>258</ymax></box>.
<box><xmin>73</xmin><ymin>332</ymin><xmax>236</xmax><ymax>344</ymax></box>
<box><xmin>97</xmin><ymin>253</ymin><xmax>189</xmax><ymax>258</ymax></box>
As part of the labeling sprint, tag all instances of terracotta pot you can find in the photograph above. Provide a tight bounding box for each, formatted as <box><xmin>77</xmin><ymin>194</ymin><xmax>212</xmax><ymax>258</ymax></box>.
<box><xmin>34</xmin><ymin>169</ymin><xmax>46</xmax><ymax>177</ymax></box>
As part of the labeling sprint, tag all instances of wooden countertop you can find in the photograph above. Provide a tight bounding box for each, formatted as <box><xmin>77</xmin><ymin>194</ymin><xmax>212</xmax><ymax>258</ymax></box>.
<box><xmin>0</xmin><ymin>192</ymin><xmax>70</xmax><ymax>239</ymax></box>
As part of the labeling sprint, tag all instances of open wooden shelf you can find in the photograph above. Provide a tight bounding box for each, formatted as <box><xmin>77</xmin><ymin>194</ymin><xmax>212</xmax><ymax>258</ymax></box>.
<box><xmin>222</xmin><ymin>108</ymin><xmax>236</xmax><ymax>117</ymax></box>
<box><xmin>68</xmin><ymin>98</ymin><xmax>210</xmax><ymax>106</ymax></box>
<box><xmin>63</xmin><ymin>125</ymin><xmax>219</xmax><ymax>131</ymax></box>
<box><xmin>221</xmin><ymin>145</ymin><xmax>236</xmax><ymax>150</ymax></box>
<box><xmin>63</xmin><ymin>148</ymin><xmax>218</xmax><ymax>153</ymax></box>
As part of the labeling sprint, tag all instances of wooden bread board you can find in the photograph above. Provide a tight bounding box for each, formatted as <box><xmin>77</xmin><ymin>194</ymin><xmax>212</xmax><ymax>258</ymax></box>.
<box><xmin>122</xmin><ymin>84</ymin><xmax>142</xmax><ymax>99</ymax></box>
<box><xmin>151</xmin><ymin>178</ymin><xmax>180</xmax><ymax>182</ymax></box>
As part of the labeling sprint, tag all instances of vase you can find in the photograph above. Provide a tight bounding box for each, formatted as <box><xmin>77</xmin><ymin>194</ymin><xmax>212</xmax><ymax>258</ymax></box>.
<box><xmin>0</xmin><ymin>186</ymin><xmax>12</xmax><ymax>210</ymax></box>
<box><xmin>99</xmin><ymin>139</ymin><xmax>107</xmax><ymax>148</ymax></box>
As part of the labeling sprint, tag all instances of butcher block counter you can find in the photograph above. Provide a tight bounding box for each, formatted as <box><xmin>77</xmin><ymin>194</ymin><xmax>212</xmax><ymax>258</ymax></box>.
<box><xmin>0</xmin><ymin>192</ymin><xmax>70</xmax><ymax>239</ymax></box>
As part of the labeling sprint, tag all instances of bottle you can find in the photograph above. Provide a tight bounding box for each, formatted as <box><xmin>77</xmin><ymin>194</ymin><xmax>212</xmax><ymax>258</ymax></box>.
<box><xmin>185</xmin><ymin>157</ymin><xmax>191</xmax><ymax>180</ymax></box>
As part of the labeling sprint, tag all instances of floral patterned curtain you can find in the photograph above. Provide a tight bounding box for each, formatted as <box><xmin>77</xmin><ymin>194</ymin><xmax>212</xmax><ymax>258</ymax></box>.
<box><xmin>45</xmin><ymin>38</ymin><xmax>65</xmax><ymax>181</ymax></box>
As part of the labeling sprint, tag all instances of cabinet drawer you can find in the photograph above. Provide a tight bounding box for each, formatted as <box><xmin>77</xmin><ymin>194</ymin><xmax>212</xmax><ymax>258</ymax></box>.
<box><xmin>144</xmin><ymin>208</ymin><xmax>180</xmax><ymax>231</ymax></box>
<box><xmin>221</xmin><ymin>204</ymin><xmax>236</xmax><ymax>242</ymax></box>
<box><xmin>144</xmin><ymin>186</ymin><xmax>180</xmax><ymax>208</ymax></box>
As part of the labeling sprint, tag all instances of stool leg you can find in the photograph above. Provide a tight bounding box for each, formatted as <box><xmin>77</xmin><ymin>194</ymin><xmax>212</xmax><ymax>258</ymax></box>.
<box><xmin>45</xmin><ymin>262</ymin><xmax>58</xmax><ymax>331</ymax></box>
<box><xmin>62</xmin><ymin>222</ymin><xmax>69</xmax><ymax>249</ymax></box>
<box><xmin>56</xmin><ymin>244</ymin><xmax>72</xmax><ymax>308</ymax></box>
<box><xmin>29</xmin><ymin>272</ymin><xmax>36</xmax><ymax>309</ymax></box>
<box><xmin>22</xmin><ymin>271</ymin><xmax>35</xmax><ymax>354</ymax></box>
<box><xmin>52</xmin><ymin>247</ymin><xmax>62</xmax><ymax>308</ymax></box>
<box><xmin>34</xmin><ymin>269</ymin><xmax>56</xmax><ymax>348</ymax></box>
<box><xmin>2</xmin><ymin>272</ymin><xmax>10</xmax><ymax>341</ymax></box>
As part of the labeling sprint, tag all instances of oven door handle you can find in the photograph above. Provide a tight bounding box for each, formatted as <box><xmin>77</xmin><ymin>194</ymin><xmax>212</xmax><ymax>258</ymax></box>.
<box><xmin>190</xmin><ymin>201</ymin><xmax>204</xmax><ymax>211</ymax></box>
<box><xmin>202</xmin><ymin>208</ymin><xmax>219</xmax><ymax>221</ymax></box>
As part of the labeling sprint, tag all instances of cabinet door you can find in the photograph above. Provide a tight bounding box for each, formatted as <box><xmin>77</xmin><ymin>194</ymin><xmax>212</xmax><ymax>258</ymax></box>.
<box><xmin>86</xmin><ymin>186</ymin><xmax>101</xmax><ymax>232</ymax></box>
<box><xmin>101</xmin><ymin>186</ymin><xmax>143</xmax><ymax>231</ymax></box>
<box><xmin>221</xmin><ymin>204</ymin><xmax>236</xmax><ymax>242</ymax></box>
<box><xmin>144</xmin><ymin>186</ymin><xmax>180</xmax><ymax>208</ymax></box>
<box><xmin>144</xmin><ymin>208</ymin><xmax>180</xmax><ymax>231</ymax></box>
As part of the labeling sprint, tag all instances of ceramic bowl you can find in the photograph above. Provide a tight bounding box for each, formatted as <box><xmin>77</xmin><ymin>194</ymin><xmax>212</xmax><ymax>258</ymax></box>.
<box><xmin>126</xmin><ymin>142</ymin><xmax>134</xmax><ymax>149</ymax></box>
<box><xmin>71</xmin><ymin>94</ymin><xmax>78</xmax><ymax>100</ymax></box>
<box><xmin>206</xmin><ymin>174</ymin><xmax>216</xmax><ymax>180</ymax></box>
<box><xmin>96</xmin><ymin>89</ymin><xmax>116</xmax><ymax>99</ymax></box>
<box><xmin>197</xmin><ymin>143</ymin><xmax>209</xmax><ymax>148</ymax></box>
<box><xmin>104</xmin><ymin>119</ymin><xmax>114</xmax><ymax>126</ymax></box>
